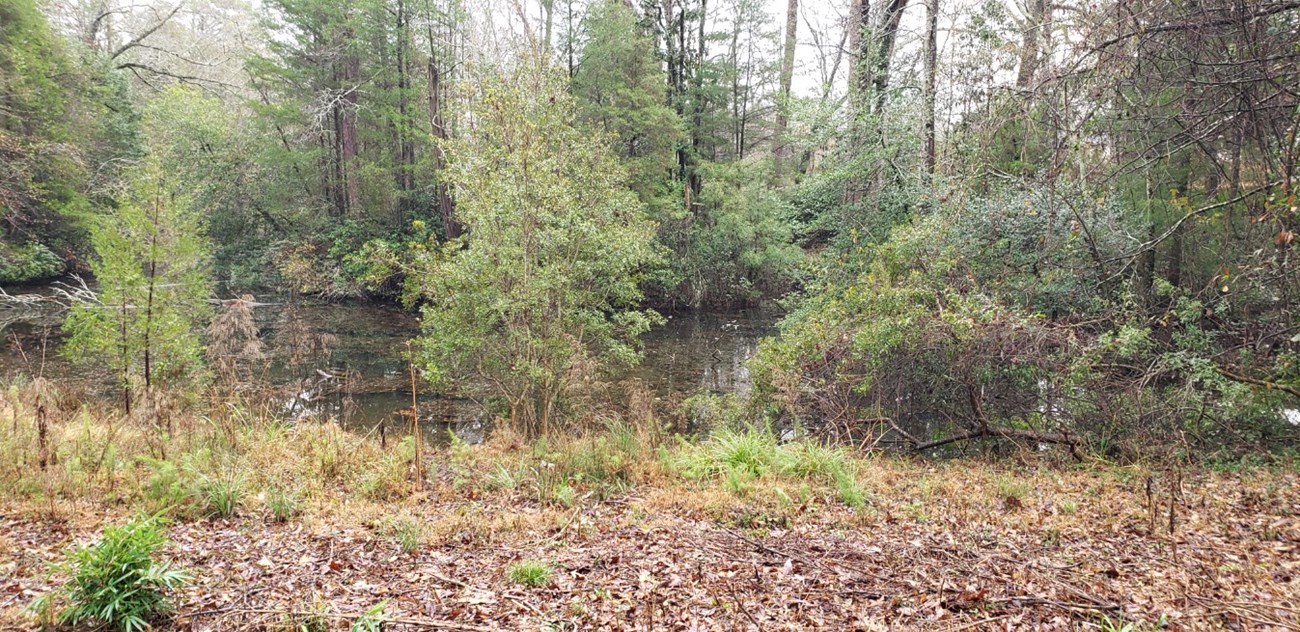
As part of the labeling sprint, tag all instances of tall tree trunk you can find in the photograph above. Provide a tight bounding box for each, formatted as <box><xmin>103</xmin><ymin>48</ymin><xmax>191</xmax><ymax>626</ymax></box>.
<box><xmin>773</xmin><ymin>0</ymin><xmax>799</xmax><ymax>184</ymax></box>
<box><xmin>340</xmin><ymin>33</ymin><xmax>362</xmax><ymax>217</ymax></box>
<box><xmin>541</xmin><ymin>0</ymin><xmax>555</xmax><ymax>53</ymax></box>
<box><xmin>729</xmin><ymin>11</ymin><xmax>743</xmax><ymax>157</ymax></box>
<box><xmin>427</xmin><ymin>19</ymin><xmax>459</xmax><ymax>239</ymax></box>
<box><xmin>1015</xmin><ymin>0</ymin><xmax>1047</xmax><ymax>89</ymax></box>
<box><xmin>688</xmin><ymin>0</ymin><xmax>705</xmax><ymax>196</ymax></box>
<box><xmin>923</xmin><ymin>0</ymin><xmax>937</xmax><ymax>175</ymax></box>
<box><xmin>848</xmin><ymin>0</ymin><xmax>867</xmax><ymax>111</ymax></box>
<box><xmin>870</xmin><ymin>0</ymin><xmax>909</xmax><ymax>116</ymax></box>
<box><xmin>396</xmin><ymin>0</ymin><xmax>416</xmax><ymax>212</ymax></box>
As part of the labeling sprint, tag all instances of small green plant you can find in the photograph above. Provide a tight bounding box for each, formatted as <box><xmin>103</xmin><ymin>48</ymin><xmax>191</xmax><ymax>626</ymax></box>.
<box><xmin>197</xmin><ymin>474</ymin><xmax>244</xmax><ymax>518</ymax></box>
<box><xmin>349</xmin><ymin>601</ymin><xmax>389</xmax><ymax>632</ymax></box>
<box><xmin>552</xmin><ymin>483</ymin><xmax>577</xmax><ymax>507</ymax></box>
<box><xmin>996</xmin><ymin>476</ymin><xmax>1029</xmax><ymax>503</ymax></box>
<box><xmin>384</xmin><ymin>516</ymin><xmax>425</xmax><ymax>553</ymax></box>
<box><xmin>34</xmin><ymin>516</ymin><xmax>188</xmax><ymax>632</ymax></box>
<box><xmin>138</xmin><ymin>457</ymin><xmax>189</xmax><ymax>513</ymax></box>
<box><xmin>266</xmin><ymin>486</ymin><xmax>302</xmax><ymax>522</ymax></box>
<box><xmin>507</xmin><ymin>559</ymin><xmax>552</xmax><ymax>588</ymax></box>
<box><xmin>1058</xmin><ymin>499</ymin><xmax>1078</xmax><ymax>514</ymax></box>
<box><xmin>834</xmin><ymin>470</ymin><xmax>868</xmax><ymax>509</ymax></box>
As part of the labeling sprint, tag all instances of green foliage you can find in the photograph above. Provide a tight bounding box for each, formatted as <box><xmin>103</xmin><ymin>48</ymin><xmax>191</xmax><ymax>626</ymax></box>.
<box><xmin>506</xmin><ymin>560</ymin><xmax>552</xmax><ymax>588</ymax></box>
<box><xmin>266</xmin><ymin>486</ymin><xmax>302</xmax><ymax>522</ymax></box>
<box><xmin>36</xmin><ymin>516</ymin><xmax>188</xmax><ymax>632</ymax></box>
<box><xmin>415</xmin><ymin>59</ymin><xmax>663</xmax><ymax>435</ymax></box>
<box><xmin>571</xmin><ymin>0</ymin><xmax>684</xmax><ymax>217</ymax></box>
<box><xmin>665</xmin><ymin>160</ymin><xmax>804</xmax><ymax>307</ymax></box>
<box><xmin>676</xmin><ymin>426</ymin><xmax>869</xmax><ymax>507</ymax></box>
<box><xmin>350</xmin><ymin>602</ymin><xmax>389</xmax><ymax>632</ymax></box>
<box><xmin>0</xmin><ymin>241</ymin><xmax>62</xmax><ymax>283</ymax></box>
<box><xmin>196</xmin><ymin>473</ymin><xmax>244</xmax><ymax>518</ymax></box>
<box><xmin>61</xmin><ymin>158</ymin><xmax>212</xmax><ymax>400</ymax></box>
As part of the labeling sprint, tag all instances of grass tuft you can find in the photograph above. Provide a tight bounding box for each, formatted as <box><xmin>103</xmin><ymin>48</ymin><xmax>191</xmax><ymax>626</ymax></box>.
<box><xmin>507</xmin><ymin>559</ymin><xmax>552</xmax><ymax>588</ymax></box>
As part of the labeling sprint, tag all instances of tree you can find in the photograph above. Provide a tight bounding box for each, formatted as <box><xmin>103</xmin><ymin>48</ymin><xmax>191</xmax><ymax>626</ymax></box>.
<box><xmin>772</xmin><ymin>0</ymin><xmax>797</xmax><ymax>183</ymax></box>
<box><xmin>415</xmin><ymin>58</ymin><xmax>662</xmax><ymax>436</ymax></box>
<box><xmin>62</xmin><ymin>158</ymin><xmax>211</xmax><ymax>413</ymax></box>
<box><xmin>1</xmin><ymin>0</ymin><xmax>84</xmax><ymax>282</ymax></box>
<box><xmin>570</xmin><ymin>0</ymin><xmax>684</xmax><ymax>217</ymax></box>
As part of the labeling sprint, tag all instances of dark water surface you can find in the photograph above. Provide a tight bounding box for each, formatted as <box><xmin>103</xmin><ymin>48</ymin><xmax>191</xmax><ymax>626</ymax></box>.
<box><xmin>1</xmin><ymin>292</ymin><xmax>780</xmax><ymax>444</ymax></box>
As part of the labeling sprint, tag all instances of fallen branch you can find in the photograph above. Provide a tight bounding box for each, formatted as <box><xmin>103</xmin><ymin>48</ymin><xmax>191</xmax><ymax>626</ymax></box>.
<box><xmin>182</xmin><ymin>608</ymin><xmax>493</xmax><ymax>631</ymax></box>
<box><xmin>1216</xmin><ymin>367</ymin><xmax>1300</xmax><ymax>399</ymax></box>
<box><xmin>913</xmin><ymin>427</ymin><xmax>1079</xmax><ymax>455</ymax></box>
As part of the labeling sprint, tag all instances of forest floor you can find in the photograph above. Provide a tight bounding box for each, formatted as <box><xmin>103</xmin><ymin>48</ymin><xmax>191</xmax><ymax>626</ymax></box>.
<box><xmin>3</xmin><ymin>448</ymin><xmax>1297</xmax><ymax>631</ymax></box>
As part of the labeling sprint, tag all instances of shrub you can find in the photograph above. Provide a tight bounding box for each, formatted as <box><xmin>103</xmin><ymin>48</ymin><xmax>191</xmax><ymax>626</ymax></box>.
<box><xmin>0</xmin><ymin>241</ymin><xmax>63</xmax><ymax>283</ymax></box>
<box><xmin>507</xmin><ymin>560</ymin><xmax>552</xmax><ymax>588</ymax></box>
<box><xmin>35</xmin><ymin>516</ymin><xmax>188</xmax><ymax>632</ymax></box>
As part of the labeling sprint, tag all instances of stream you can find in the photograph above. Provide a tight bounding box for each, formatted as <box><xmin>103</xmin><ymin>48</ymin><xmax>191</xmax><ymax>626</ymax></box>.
<box><xmin>0</xmin><ymin>292</ymin><xmax>781</xmax><ymax>445</ymax></box>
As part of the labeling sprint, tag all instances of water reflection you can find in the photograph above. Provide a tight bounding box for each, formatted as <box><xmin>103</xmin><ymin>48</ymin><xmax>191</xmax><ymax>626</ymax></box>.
<box><xmin>2</xmin><ymin>295</ymin><xmax>779</xmax><ymax>445</ymax></box>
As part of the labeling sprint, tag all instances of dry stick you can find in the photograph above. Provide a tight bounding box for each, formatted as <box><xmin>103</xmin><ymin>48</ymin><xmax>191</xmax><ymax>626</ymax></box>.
<box><xmin>185</xmin><ymin>608</ymin><xmax>491</xmax><ymax>631</ymax></box>
<box><xmin>727</xmin><ymin>578</ymin><xmax>763</xmax><ymax>629</ymax></box>
<box><xmin>1146</xmin><ymin>476</ymin><xmax>1156</xmax><ymax>535</ymax></box>
<box><xmin>408</xmin><ymin>340</ymin><xmax>422</xmax><ymax>494</ymax></box>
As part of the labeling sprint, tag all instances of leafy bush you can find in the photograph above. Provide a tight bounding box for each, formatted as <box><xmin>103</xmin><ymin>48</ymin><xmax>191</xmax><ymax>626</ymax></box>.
<box><xmin>0</xmin><ymin>241</ymin><xmax>63</xmax><ymax>283</ymax></box>
<box><xmin>36</xmin><ymin>516</ymin><xmax>188</xmax><ymax>632</ymax></box>
<box><xmin>413</xmin><ymin>59</ymin><xmax>662</xmax><ymax>436</ymax></box>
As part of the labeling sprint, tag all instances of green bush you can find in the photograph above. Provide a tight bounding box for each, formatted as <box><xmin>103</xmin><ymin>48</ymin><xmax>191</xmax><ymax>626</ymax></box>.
<box><xmin>0</xmin><ymin>241</ymin><xmax>63</xmax><ymax>283</ymax></box>
<box><xmin>36</xmin><ymin>516</ymin><xmax>188</xmax><ymax>632</ymax></box>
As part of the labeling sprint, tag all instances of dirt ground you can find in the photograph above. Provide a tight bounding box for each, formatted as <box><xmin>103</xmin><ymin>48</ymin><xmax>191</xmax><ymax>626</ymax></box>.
<box><xmin>3</xmin><ymin>464</ymin><xmax>1297</xmax><ymax>631</ymax></box>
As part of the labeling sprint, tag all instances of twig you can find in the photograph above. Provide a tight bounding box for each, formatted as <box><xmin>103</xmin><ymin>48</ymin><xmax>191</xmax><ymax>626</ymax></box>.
<box><xmin>938</xmin><ymin>614</ymin><xmax>1011</xmax><ymax>632</ymax></box>
<box><xmin>727</xmin><ymin>578</ymin><xmax>763</xmax><ymax>629</ymax></box>
<box><xmin>184</xmin><ymin>607</ymin><xmax>492</xmax><ymax>630</ymax></box>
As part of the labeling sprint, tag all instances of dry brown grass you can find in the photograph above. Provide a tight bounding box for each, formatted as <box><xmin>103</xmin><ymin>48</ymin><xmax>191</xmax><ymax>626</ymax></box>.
<box><xmin>2</xmin><ymin>380</ymin><xmax>1297</xmax><ymax>629</ymax></box>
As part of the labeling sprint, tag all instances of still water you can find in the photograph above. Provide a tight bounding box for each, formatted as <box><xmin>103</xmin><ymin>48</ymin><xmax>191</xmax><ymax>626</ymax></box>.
<box><xmin>0</xmin><ymin>294</ymin><xmax>780</xmax><ymax>444</ymax></box>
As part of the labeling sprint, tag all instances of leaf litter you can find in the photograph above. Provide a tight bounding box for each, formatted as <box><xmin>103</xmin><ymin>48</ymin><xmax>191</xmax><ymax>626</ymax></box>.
<box><xmin>2</xmin><ymin>462</ymin><xmax>1297</xmax><ymax>630</ymax></box>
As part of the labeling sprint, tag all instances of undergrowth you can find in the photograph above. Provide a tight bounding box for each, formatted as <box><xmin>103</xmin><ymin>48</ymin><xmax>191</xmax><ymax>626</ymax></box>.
<box><xmin>33</xmin><ymin>515</ymin><xmax>188</xmax><ymax>632</ymax></box>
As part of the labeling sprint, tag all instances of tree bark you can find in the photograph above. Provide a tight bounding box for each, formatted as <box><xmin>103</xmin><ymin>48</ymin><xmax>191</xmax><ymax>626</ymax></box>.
<box><xmin>773</xmin><ymin>0</ymin><xmax>799</xmax><ymax>184</ymax></box>
<box><xmin>340</xmin><ymin>33</ymin><xmax>362</xmax><ymax>217</ymax></box>
<box><xmin>923</xmin><ymin>0</ymin><xmax>937</xmax><ymax>175</ymax></box>
<box><xmin>870</xmin><ymin>0</ymin><xmax>909</xmax><ymax>115</ymax></box>
<box><xmin>427</xmin><ymin>21</ymin><xmax>459</xmax><ymax>239</ymax></box>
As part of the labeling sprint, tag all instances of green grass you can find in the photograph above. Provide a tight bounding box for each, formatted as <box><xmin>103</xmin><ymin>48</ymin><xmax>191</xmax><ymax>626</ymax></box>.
<box><xmin>507</xmin><ymin>560</ymin><xmax>552</xmax><ymax>588</ymax></box>
<box><xmin>383</xmin><ymin>516</ymin><xmax>426</xmax><ymax>554</ymax></box>
<box><xmin>676</xmin><ymin>425</ymin><xmax>871</xmax><ymax>508</ymax></box>
<box><xmin>196</xmin><ymin>474</ymin><xmax>244</xmax><ymax>518</ymax></box>
<box><xmin>996</xmin><ymin>476</ymin><xmax>1029</xmax><ymax>502</ymax></box>
<box><xmin>678</xmin><ymin>426</ymin><xmax>783</xmax><ymax>478</ymax></box>
<box><xmin>266</xmin><ymin>486</ymin><xmax>301</xmax><ymax>522</ymax></box>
